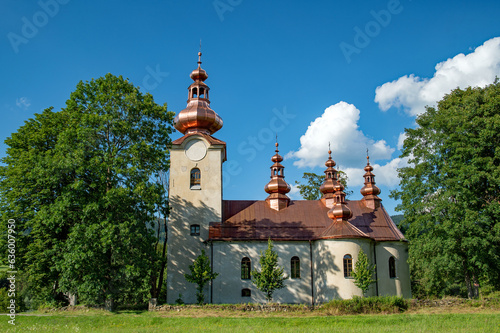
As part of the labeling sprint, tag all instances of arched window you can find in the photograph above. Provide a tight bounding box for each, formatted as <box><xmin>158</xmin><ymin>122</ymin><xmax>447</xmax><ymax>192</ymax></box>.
<box><xmin>190</xmin><ymin>224</ymin><xmax>200</xmax><ymax>236</ymax></box>
<box><xmin>343</xmin><ymin>254</ymin><xmax>353</xmax><ymax>278</ymax></box>
<box><xmin>291</xmin><ymin>256</ymin><xmax>300</xmax><ymax>279</ymax></box>
<box><xmin>241</xmin><ymin>257</ymin><xmax>251</xmax><ymax>280</ymax></box>
<box><xmin>192</xmin><ymin>87</ymin><xmax>198</xmax><ymax>98</ymax></box>
<box><xmin>389</xmin><ymin>256</ymin><xmax>396</xmax><ymax>278</ymax></box>
<box><xmin>190</xmin><ymin>168</ymin><xmax>201</xmax><ymax>189</ymax></box>
<box><xmin>241</xmin><ymin>288</ymin><xmax>251</xmax><ymax>297</ymax></box>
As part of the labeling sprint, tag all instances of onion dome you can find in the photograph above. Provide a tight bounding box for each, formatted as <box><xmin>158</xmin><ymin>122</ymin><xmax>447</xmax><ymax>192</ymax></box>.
<box><xmin>265</xmin><ymin>142</ymin><xmax>291</xmax><ymax>211</ymax></box>
<box><xmin>174</xmin><ymin>52</ymin><xmax>223</xmax><ymax>135</ymax></box>
<box><xmin>320</xmin><ymin>149</ymin><xmax>338</xmax><ymax>209</ymax></box>
<box><xmin>360</xmin><ymin>154</ymin><xmax>382</xmax><ymax>209</ymax></box>
<box><xmin>327</xmin><ymin>173</ymin><xmax>352</xmax><ymax>222</ymax></box>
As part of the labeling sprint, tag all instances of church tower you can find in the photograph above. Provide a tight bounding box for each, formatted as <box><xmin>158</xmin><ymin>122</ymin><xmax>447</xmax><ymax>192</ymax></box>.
<box><xmin>166</xmin><ymin>52</ymin><xmax>226</xmax><ymax>304</ymax></box>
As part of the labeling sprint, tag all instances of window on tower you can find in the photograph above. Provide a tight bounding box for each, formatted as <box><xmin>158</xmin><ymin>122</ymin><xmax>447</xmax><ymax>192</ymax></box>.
<box><xmin>190</xmin><ymin>168</ymin><xmax>201</xmax><ymax>189</ymax></box>
<box><xmin>190</xmin><ymin>224</ymin><xmax>200</xmax><ymax>236</ymax></box>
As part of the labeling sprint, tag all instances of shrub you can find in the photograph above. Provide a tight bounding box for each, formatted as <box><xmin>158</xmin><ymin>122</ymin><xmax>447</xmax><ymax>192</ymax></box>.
<box><xmin>323</xmin><ymin>296</ymin><xmax>409</xmax><ymax>315</ymax></box>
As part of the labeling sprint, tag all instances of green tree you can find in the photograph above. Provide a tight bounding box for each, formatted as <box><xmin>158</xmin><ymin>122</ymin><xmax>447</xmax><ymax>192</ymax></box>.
<box><xmin>352</xmin><ymin>249</ymin><xmax>376</xmax><ymax>297</ymax></box>
<box><xmin>252</xmin><ymin>239</ymin><xmax>288</xmax><ymax>303</ymax></box>
<box><xmin>0</xmin><ymin>74</ymin><xmax>174</xmax><ymax>309</ymax></box>
<box><xmin>391</xmin><ymin>81</ymin><xmax>500</xmax><ymax>298</ymax></box>
<box><xmin>295</xmin><ymin>171</ymin><xmax>351</xmax><ymax>200</ymax></box>
<box><xmin>184</xmin><ymin>249</ymin><xmax>219</xmax><ymax>304</ymax></box>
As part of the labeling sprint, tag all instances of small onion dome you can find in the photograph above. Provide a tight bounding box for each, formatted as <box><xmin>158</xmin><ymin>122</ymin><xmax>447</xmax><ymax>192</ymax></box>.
<box><xmin>174</xmin><ymin>52</ymin><xmax>223</xmax><ymax>135</ymax></box>
<box><xmin>327</xmin><ymin>178</ymin><xmax>352</xmax><ymax>222</ymax></box>
<box><xmin>265</xmin><ymin>142</ymin><xmax>291</xmax><ymax>210</ymax></box>
<box><xmin>320</xmin><ymin>150</ymin><xmax>337</xmax><ymax>195</ymax></box>
<box><xmin>265</xmin><ymin>143</ymin><xmax>290</xmax><ymax>195</ymax></box>
<box><xmin>360</xmin><ymin>156</ymin><xmax>381</xmax><ymax>197</ymax></box>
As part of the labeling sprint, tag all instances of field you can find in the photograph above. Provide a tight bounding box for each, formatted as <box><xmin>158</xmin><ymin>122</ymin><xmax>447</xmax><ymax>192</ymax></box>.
<box><xmin>1</xmin><ymin>306</ymin><xmax>499</xmax><ymax>332</ymax></box>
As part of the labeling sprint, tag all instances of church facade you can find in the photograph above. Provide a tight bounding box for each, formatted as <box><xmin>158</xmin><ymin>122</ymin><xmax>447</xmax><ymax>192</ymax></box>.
<box><xmin>166</xmin><ymin>53</ymin><xmax>411</xmax><ymax>304</ymax></box>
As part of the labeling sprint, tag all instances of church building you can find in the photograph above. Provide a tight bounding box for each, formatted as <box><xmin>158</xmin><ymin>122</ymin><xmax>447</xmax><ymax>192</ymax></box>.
<box><xmin>166</xmin><ymin>53</ymin><xmax>411</xmax><ymax>304</ymax></box>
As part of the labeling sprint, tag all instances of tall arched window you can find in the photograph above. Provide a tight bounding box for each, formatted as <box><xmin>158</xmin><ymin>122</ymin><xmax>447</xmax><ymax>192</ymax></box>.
<box><xmin>190</xmin><ymin>168</ymin><xmax>201</xmax><ymax>189</ymax></box>
<box><xmin>291</xmin><ymin>256</ymin><xmax>300</xmax><ymax>279</ymax></box>
<box><xmin>241</xmin><ymin>257</ymin><xmax>251</xmax><ymax>280</ymax></box>
<box><xmin>343</xmin><ymin>254</ymin><xmax>353</xmax><ymax>278</ymax></box>
<box><xmin>389</xmin><ymin>256</ymin><xmax>396</xmax><ymax>278</ymax></box>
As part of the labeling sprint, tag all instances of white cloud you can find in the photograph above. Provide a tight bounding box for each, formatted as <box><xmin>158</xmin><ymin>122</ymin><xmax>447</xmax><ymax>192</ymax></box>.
<box><xmin>286</xmin><ymin>101</ymin><xmax>395</xmax><ymax>169</ymax></box>
<box><xmin>397</xmin><ymin>132</ymin><xmax>407</xmax><ymax>150</ymax></box>
<box><xmin>288</xmin><ymin>184</ymin><xmax>301</xmax><ymax>200</ymax></box>
<box><xmin>344</xmin><ymin>157</ymin><xmax>409</xmax><ymax>188</ymax></box>
<box><xmin>375</xmin><ymin>37</ymin><xmax>500</xmax><ymax>116</ymax></box>
<box><xmin>16</xmin><ymin>97</ymin><xmax>31</xmax><ymax>110</ymax></box>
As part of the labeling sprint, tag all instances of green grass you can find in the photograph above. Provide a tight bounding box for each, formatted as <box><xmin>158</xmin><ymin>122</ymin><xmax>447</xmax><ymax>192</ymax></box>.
<box><xmin>1</xmin><ymin>311</ymin><xmax>499</xmax><ymax>332</ymax></box>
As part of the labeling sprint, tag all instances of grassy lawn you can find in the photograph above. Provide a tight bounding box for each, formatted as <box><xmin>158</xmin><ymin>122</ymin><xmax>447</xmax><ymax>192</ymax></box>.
<box><xmin>1</xmin><ymin>309</ymin><xmax>499</xmax><ymax>332</ymax></box>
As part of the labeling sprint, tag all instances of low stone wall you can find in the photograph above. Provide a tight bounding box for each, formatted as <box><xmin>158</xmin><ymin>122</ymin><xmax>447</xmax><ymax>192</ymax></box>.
<box><xmin>152</xmin><ymin>304</ymin><xmax>315</xmax><ymax>312</ymax></box>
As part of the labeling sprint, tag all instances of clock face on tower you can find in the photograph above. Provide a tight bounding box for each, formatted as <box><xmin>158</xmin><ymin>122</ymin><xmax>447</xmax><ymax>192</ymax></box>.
<box><xmin>185</xmin><ymin>139</ymin><xmax>207</xmax><ymax>161</ymax></box>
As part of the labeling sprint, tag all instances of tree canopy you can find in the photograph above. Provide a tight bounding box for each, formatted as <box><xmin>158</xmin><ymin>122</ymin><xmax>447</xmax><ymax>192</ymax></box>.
<box><xmin>391</xmin><ymin>81</ymin><xmax>500</xmax><ymax>298</ymax></box>
<box><xmin>295</xmin><ymin>171</ymin><xmax>351</xmax><ymax>200</ymax></box>
<box><xmin>0</xmin><ymin>73</ymin><xmax>174</xmax><ymax>309</ymax></box>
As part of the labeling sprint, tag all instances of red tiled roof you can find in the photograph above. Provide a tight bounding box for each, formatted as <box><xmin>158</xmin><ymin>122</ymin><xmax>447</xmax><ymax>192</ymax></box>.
<box><xmin>208</xmin><ymin>200</ymin><xmax>405</xmax><ymax>242</ymax></box>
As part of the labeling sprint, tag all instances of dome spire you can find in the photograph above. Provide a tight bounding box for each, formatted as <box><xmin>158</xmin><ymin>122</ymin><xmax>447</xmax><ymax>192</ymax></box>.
<box><xmin>264</xmin><ymin>140</ymin><xmax>291</xmax><ymax>211</ymax></box>
<box><xmin>173</xmin><ymin>50</ymin><xmax>223</xmax><ymax>135</ymax></box>
<box><xmin>320</xmin><ymin>146</ymin><xmax>338</xmax><ymax>209</ymax></box>
<box><xmin>360</xmin><ymin>149</ymin><xmax>382</xmax><ymax>209</ymax></box>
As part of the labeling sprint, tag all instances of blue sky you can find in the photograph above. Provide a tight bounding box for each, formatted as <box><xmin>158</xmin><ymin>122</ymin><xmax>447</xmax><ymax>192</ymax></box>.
<box><xmin>2</xmin><ymin>0</ymin><xmax>500</xmax><ymax>215</ymax></box>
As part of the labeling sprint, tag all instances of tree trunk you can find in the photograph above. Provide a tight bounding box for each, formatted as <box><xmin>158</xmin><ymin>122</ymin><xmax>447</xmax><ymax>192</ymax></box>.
<box><xmin>464</xmin><ymin>269</ymin><xmax>474</xmax><ymax>299</ymax></box>
<box><xmin>148</xmin><ymin>298</ymin><xmax>157</xmax><ymax>311</ymax></box>
<box><xmin>105</xmin><ymin>298</ymin><xmax>115</xmax><ymax>311</ymax></box>
<box><xmin>473</xmin><ymin>274</ymin><xmax>480</xmax><ymax>299</ymax></box>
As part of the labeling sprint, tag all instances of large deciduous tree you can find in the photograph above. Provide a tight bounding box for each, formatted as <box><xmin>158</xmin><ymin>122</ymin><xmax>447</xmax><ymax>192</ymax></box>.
<box><xmin>391</xmin><ymin>81</ymin><xmax>500</xmax><ymax>298</ymax></box>
<box><xmin>0</xmin><ymin>73</ymin><xmax>174</xmax><ymax>309</ymax></box>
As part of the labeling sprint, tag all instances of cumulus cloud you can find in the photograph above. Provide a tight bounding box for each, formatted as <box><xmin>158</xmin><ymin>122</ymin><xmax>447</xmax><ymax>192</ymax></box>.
<box><xmin>288</xmin><ymin>184</ymin><xmax>301</xmax><ymax>200</ymax></box>
<box><xmin>16</xmin><ymin>97</ymin><xmax>31</xmax><ymax>110</ymax></box>
<box><xmin>397</xmin><ymin>132</ymin><xmax>407</xmax><ymax>150</ymax></box>
<box><xmin>286</xmin><ymin>101</ymin><xmax>395</xmax><ymax>169</ymax></box>
<box><xmin>344</xmin><ymin>157</ymin><xmax>409</xmax><ymax>188</ymax></box>
<box><xmin>375</xmin><ymin>37</ymin><xmax>500</xmax><ymax>116</ymax></box>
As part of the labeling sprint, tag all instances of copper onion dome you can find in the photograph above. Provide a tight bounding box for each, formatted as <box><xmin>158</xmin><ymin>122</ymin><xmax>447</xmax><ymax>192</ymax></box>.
<box><xmin>265</xmin><ymin>142</ymin><xmax>291</xmax><ymax>211</ymax></box>
<box><xmin>360</xmin><ymin>154</ymin><xmax>382</xmax><ymax>209</ymax></box>
<box><xmin>327</xmin><ymin>169</ymin><xmax>352</xmax><ymax>222</ymax></box>
<box><xmin>320</xmin><ymin>149</ymin><xmax>338</xmax><ymax>209</ymax></box>
<box><xmin>174</xmin><ymin>52</ymin><xmax>223</xmax><ymax>135</ymax></box>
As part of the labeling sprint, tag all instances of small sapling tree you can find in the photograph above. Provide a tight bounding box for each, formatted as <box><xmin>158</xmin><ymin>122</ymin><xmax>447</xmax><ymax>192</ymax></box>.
<box><xmin>352</xmin><ymin>249</ymin><xmax>376</xmax><ymax>297</ymax></box>
<box><xmin>252</xmin><ymin>239</ymin><xmax>288</xmax><ymax>303</ymax></box>
<box><xmin>184</xmin><ymin>249</ymin><xmax>218</xmax><ymax>304</ymax></box>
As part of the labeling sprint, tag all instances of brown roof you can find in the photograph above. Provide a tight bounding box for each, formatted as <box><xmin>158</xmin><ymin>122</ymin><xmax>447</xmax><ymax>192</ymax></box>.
<box><xmin>172</xmin><ymin>132</ymin><xmax>226</xmax><ymax>146</ymax></box>
<box><xmin>208</xmin><ymin>200</ymin><xmax>405</xmax><ymax>242</ymax></box>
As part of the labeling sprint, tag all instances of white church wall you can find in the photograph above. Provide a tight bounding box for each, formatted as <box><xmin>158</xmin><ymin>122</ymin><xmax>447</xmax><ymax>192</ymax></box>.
<box><xmin>313</xmin><ymin>238</ymin><xmax>375</xmax><ymax>302</ymax></box>
<box><xmin>375</xmin><ymin>241</ymin><xmax>412</xmax><ymax>298</ymax></box>
<box><xmin>211</xmin><ymin>241</ymin><xmax>312</xmax><ymax>304</ymax></box>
